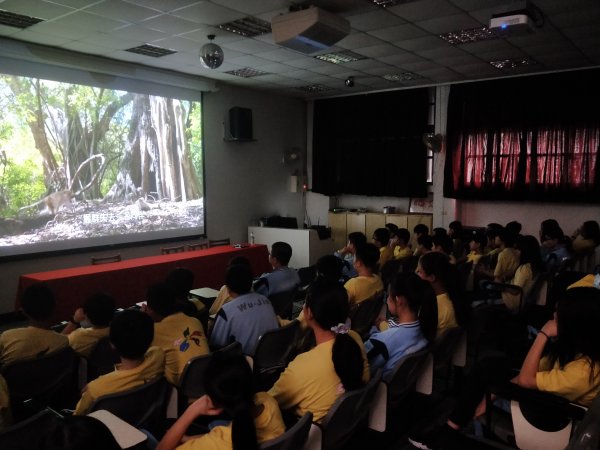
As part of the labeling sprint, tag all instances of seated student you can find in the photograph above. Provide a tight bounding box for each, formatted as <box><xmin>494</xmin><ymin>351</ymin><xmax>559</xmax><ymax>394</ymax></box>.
<box><xmin>505</xmin><ymin>220</ymin><xmax>522</xmax><ymax>238</ymax></box>
<box><xmin>335</xmin><ymin>231</ymin><xmax>367</xmax><ymax>279</ymax></box>
<box><xmin>157</xmin><ymin>353</ymin><xmax>285</xmax><ymax>450</ymax></box>
<box><xmin>269</xmin><ymin>281</ymin><xmax>367</xmax><ymax>423</ymax></box>
<box><xmin>209</xmin><ymin>257</ymin><xmax>252</xmax><ymax>317</ymax></box>
<box><xmin>41</xmin><ymin>415</ymin><xmax>121</xmax><ymax>450</ymax></box>
<box><xmin>409</xmin><ymin>287</ymin><xmax>600</xmax><ymax>450</ymax></box>
<box><xmin>315</xmin><ymin>254</ymin><xmax>344</xmax><ymax>285</ymax></box>
<box><xmin>0</xmin><ymin>374</ymin><xmax>10</xmax><ymax>430</ymax></box>
<box><xmin>476</xmin><ymin>229</ymin><xmax>520</xmax><ymax>283</ymax></box>
<box><xmin>433</xmin><ymin>234</ymin><xmax>456</xmax><ymax>264</ymax></box>
<box><xmin>344</xmin><ymin>244</ymin><xmax>384</xmax><ymax>306</ymax></box>
<box><xmin>372</xmin><ymin>228</ymin><xmax>393</xmax><ymax>268</ymax></box>
<box><xmin>448</xmin><ymin>220</ymin><xmax>466</xmax><ymax>261</ymax></box>
<box><xmin>392</xmin><ymin>228</ymin><xmax>412</xmax><ymax>261</ymax></box>
<box><xmin>62</xmin><ymin>292</ymin><xmax>115</xmax><ymax>358</ymax></box>
<box><xmin>571</xmin><ymin>220</ymin><xmax>600</xmax><ymax>256</ymax></box>
<box><xmin>483</xmin><ymin>223</ymin><xmax>503</xmax><ymax>255</ymax></box>
<box><xmin>0</xmin><ymin>283</ymin><xmax>68</xmax><ymax>365</ymax></box>
<box><xmin>466</xmin><ymin>232</ymin><xmax>486</xmax><ymax>266</ymax></box>
<box><xmin>541</xmin><ymin>226</ymin><xmax>571</xmax><ymax>272</ymax></box>
<box><xmin>74</xmin><ymin>309</ymin><xmax>165</xmax><ymax>415</ymax></box>
<box><xmin>412</xmin><ymin>223</ymin><xmax>430</xmax><ymax>256</ymax></box>
<box><xmin>414</xmin><ymin>234</ymin><xmax>434</xmax><ymax>257</ymax></box>
<box><xmin>144</xmin><ymin>282</ymin><xmax>209</xmax><ymax>386</ymax></box>
<box><xmin>210</xmin><ymin>265</ymin><xmax>279</xmax><ymax>356</ymax></box>
<box><xmin>254</xmin><ymin>242</ymin><xmax>300</xmax><ymax>297</ymax></box>
<box><xmin>166</xmin><ymin>267</ymin><xmax>201</xmax><ymax>317</ymax></box>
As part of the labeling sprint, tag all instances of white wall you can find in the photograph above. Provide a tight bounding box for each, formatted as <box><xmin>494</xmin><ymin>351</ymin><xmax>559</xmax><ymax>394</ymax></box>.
<box><xmin>0</xmin><ymin>84</ymin><xmax>306</xmax><ymax>315</ymax></box>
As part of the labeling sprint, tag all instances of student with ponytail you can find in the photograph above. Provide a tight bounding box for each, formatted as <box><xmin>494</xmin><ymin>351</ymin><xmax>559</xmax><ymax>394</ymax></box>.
<box><xmin>269</xmin><ymin>279</ymin><xmax>367</xmax><ymax>423</ymax></box>
<box><xmin>157</xmin><ymin>353</ymin><xmax>285</xmax><ymax>450</ymax></box>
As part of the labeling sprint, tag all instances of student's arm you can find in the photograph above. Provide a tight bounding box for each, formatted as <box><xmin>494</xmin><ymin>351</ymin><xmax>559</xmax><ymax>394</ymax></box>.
<box><xmin>513</xmin><ymin>319</ymin><xmax>557</xmax><ymax>389</ymax></box>
<box><xmin>268</xmin><ymin>359</ymin><xmax>304</xmax><ymax>411</ymax></box>
<box><xmin>209</xmin><ymin>309</ymin><xmax>230</xmax><ymax>349</ymax></box>
<box><xmin>62</xmin><ymin>308</ymin><xmax>86</xmax><ymax>335</ymax></box>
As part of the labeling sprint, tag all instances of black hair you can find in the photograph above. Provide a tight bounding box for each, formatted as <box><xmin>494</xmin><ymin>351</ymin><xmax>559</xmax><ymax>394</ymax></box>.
<box><xmin>355</xmin><ymin>243</ymin><xmax>380</xmax><ymax>272</ymax></box>
<box><xmin>517</xmin><ymin>235</ymin><xmax>543</xmax><ymax>274</ymax></box>
<box><xmin>547</xmin><ymin>288</ymin><xmax>600</xmax><ymax>382</ymax></box>
<box><xmin>417</xmin><ymin>235</ymin><xmax>433</xmax><ymax>251</ymax></box>
<box><xmin>385</xmin><ymin>223</ymin><xmax>399</xmax><ymax>234</ymax></box>
<box><xmin>540</xmin><ymin>219</ymin><xmax>563</xmax><ymax>243</ymax></box>
<box><xmin>389</xmin><ymin>272</ymin><xmax>437</xmax><ymax>343</ymax></box>
<box><xmin>304</xmin><ymin>280</ymin><xmax>364</xmax><ymax>391</ymax></box>
<box><xmin>448</xmin><ymin>221</ymin><xmax>463</xmax><ymax>235</ymax></box>
<box><xmin>396</xmin><ymin>228</ymin><xmax>410</xmax><ymax>245</ymax></box>
<box><xmin>146</xmin><ymin>282</ymin><xmax>176</xmax><ymax>318</ymax></box>
<box><xmin>497</xmin><ymin>229</ymin><xmax>517</xmax><ymax>248</ymax></box>
<box><xmin>432</xmin><ymin>234</ymin><xmax>453</xmax><ymax>255</ymax></box>
<box><xmin>413</xmin><ymin>224</ymin><xmax>429</xmax><ymax>236</ymax></box>
<box><xmin>21</xmin><ymin>283</ymin><xmax>55</xmax><ymax>321</ymax></box>
<box><xmin>204</xmin><ymin>353</ymin><xmax>258</xmax><ymax>450</ymax></box>
<box><xmin>109</xmin><ymin>309</ymin><xmax>154</xmax><ymax>360</ymax></box>
<box><xmin>316</xmin><ymin>254</ymin><xmax>344</xmax><ymax>284</ymax></box>
<box><xmin>468</xmin><ymin>231</ymin><xmax>486</xmax><ymax>249</ymax></box>
<box><xmin>418</xmin><ymin>252</ymin><xmax>469</xmax><ymax>328</ymax></box>
<box><xmin>41</xmin><ymin>415</ymin><xmax>121</xmax><ymax>450</ymax></box>
<box><xmin>486</xmin><ymin>226</ymin><xmax>503</xmax><ymax>241</ymax></box>
<box><xmin>581</xmin><ymin>221</ymin><xmax>600</xmax><ymax>244</ymax></box>
<box><xmin>506</xmin><ymin>221</ymin><xmax>522</xmax><ymax>235</ymax></box>
<box><xmin>225</xmin><ymin>264</ymin><xmax>253</xmax><ymax>295</ymax></box>
<box><xmin>83</xmin><ymin>293</ymin><xmax>115</xmax><ymax>327</ymax></box>
<box><xmin>165</xmin><ymin>267</ymin><xmax>194</xmax><ymax>300</ymax></box>
<box><xmin>348</xmin><ymin>232</ymin><xmax>367</xmax><ymax>248</ymax></box>
<box><xmin>228</xmin><ymin>256</ymin><xmax>251</xmax><ymax>268</ymax></box>
<box><xmin>271</xmin><ymin>241</ymin><xmax>293</xmax><ymax>266</ymax></box>
<box><xmin>432</xmin><ymin>227</ymin><xmax>447</xmax><ymax>238</ymax></box>
<box><xmin>486</xmin><ymin>223</ymin><xmax>503</xmax><ymax>232</ymax></box>
<box><xmin>372</xmin><ymin>228</ymin><xmax>390</xmax><ymax>247</ymax></box>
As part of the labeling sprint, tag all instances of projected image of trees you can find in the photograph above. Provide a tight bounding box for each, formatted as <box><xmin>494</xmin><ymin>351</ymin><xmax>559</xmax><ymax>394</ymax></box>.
<box><xmin>0</xmin><ymin>74</ymin><xmax>204</xmax><ymax>248</ymax></box>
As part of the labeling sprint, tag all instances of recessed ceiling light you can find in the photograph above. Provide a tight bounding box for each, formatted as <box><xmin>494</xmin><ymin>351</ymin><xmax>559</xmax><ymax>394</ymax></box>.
<box><xmin>125</xmin><ymin>44</ymin><xmax>177</xmax><ymax>57</ymax></box>
<box><xmin>0</xmin><ymin>9</ymin><xmax>44</xmax><ymax>28</ymax></box>
<box><xmin>315</xmin><ymin>51</ymin><xmax>366</xmax><ymax>64</ymax></box>
<box><xmin>296</xmin><ymin>84</ymin><xmax>334</xmax><ymax>93</ymax></box>
<box><xmin>439</xmin><ymin>26</ymin><xmax>498</xmax><ymax>45</ymax></box>
<box><xmin>382</xmin><ymin>72</ymin><xmax>423</xmax><ymax>81</ymax></box>
<box><xmin>218</xmin><ymin>16</ymin><xmax>271</xmax><ymax>37</ymax></box>
<box><xmin>490</xmin><ymin>56</ymin><xmax>537</xmax><ymax>70</ymax></box>
<box><xmin>225</xmin><ymin>67</ymin><xmax>269</xmax><ymax>78</ymax></box>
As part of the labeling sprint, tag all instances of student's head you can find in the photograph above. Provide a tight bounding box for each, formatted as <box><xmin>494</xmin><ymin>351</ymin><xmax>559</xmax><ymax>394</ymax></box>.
<box><xmin>413</xmin><ymin>224</ymin><xmax>429</xmax><ymax>237</ymax></box>
<box><xmin>372</xmin><ymin>228</ymin><xmax>390</xmax><ymax>248</ymax></box>
<box><xmin>270</xmin><ymin>241</ymin><xmax>292</xmax><ymax>266</ymax></box>
<box><xmin>146</xmin><ymin>282</ymin><xmax>176</xmax><ymax>318</ymax></box>
<box><xmin>448</xmin><ymin>221</ymin><xmax>463</xmax><ymax>238</ymax></box>
<box><xmin>354</xmin><ymin>243</ymin><xmax>380</xmax><ymax>273</ymax></box>
<box><xmin>396</xmin><ymin>228</ymin><xmax>410</xmax><ymax>246</ymax></box>
<box><xmin>417</xmin><ymin>235</ymin><xmax>433</xmax><ymax>253</ymax></box>
<box><xmin>165</xmin><ymin>267</ymin><xmax>194</xmax><ymax>300</ymax></box>
<box><xmin>110</xmin><ymin>309</ymin><xmax>154</xmax><ymax>360</ymax></box>
<box><xmin>21</xmin><ymin>283</ymin><xmax>55</xmax><ymax>322</ymax></box>
<box><xmin>204</xmin><ymin>353</ymin><xmax>258</xmax><ymax>450</ymax></box>
<box><xmin>432</xmin><ymin>227</ymin><xmax>447</xmax><ymax>238</ymax></box>
<box><xmin>486</xmin><ymin>226</ymin><xmax>503</xmax><ymax>248</ymax></box>
<box><xmin>304</xmin><ymin>280</ymin><xmax>363</xmax><ymax>391</ymax></box>
<box><xmin>83</xmin><ymin>293</ymin><xmax>115</xmax><ymax>327</ymax></box>
<box><xmin>506</xmin><ymin>221</ymin><xmax>522</xmax><ymax>236</ymax></box>
<box><xmin>517</xmin><ymin>235</ymin><xmax>543</xmax><ymax>273</ymax></box>
<box><xmin>388</xmin><ymin>272</ymin><xmax>437</xmax><ymax>343</ymax></box>
<box><xmin>581</xmin><ymin>220</ymin><xmax>600</xmax><ymax>244</ymax></box>
<box><xmin>228</xmin><ymin>256</ymin><xmax>251</xmax><ymax>269</ymax></box>
<box><xmin>316</xmin><ymin>254</ymin><xmax>344</xmax><ymax>284</ymax></box>
<box><xmin>540</xmin><ymin>226</ymin><xmax>565</xmax><ymax>249</ymax></box>
<box><xmin>432</xmin><ymin>234</ymin><xmax>453</xmax><ymax>255</ymax></box>
<box><xmin>540</xmin><ymin>219</ymin><xmax>562</xmax><ymax>243</ymax></box>
<box><xmin>347</xmin><ymin>232</ymin><xmax>367</xmax><ymax>252</ymax></box>
<box><xmin>495</xmin><ymin>229</ymin><xmax>517</xmax><ymax>249</ymax></box>
<box><xmin>385</xmin><ymin>223</ymin><xmax>399</xmax><ymax>236</ymax></box>
<box><xmin>225</xmin><ymin>264</ymin><xmax>253</xmax><ymax>296</ymax></box>
<box><xmin>469</xmin><ymin>232</ymin><xmax>487</xmax><ymax>253</ymax></box>
<box><xmin>42</xmin><ymin>415</ymin><xmax>121</xmax><ymax>450</ymax></box>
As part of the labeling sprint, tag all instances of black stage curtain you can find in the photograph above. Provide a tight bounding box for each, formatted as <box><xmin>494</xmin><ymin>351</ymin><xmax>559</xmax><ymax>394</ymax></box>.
<box><xmin>444</xmin><ymin>68</ymin><xmax>600</xmax><ymax>203</ymax></box>
<box><xmin>312</xmin><ymin>88</ymin><xmax>429</xmax><ymax>198</ymax></box>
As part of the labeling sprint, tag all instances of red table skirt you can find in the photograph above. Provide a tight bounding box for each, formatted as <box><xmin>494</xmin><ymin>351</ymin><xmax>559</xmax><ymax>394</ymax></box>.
<box><xmin>16</xmin><ymin>244</ymin><xmax>270</xmax><ymax>323</ymax></box>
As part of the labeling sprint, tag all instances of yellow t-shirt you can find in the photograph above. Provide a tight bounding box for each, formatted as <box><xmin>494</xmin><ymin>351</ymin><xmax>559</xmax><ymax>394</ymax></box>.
<box><xmin>0</xmin><ymin>374</ymin><xmax>11</xmax><ymax>430</ymax></box>
<box><xmin>68</xmin><ymin>327</ymin><xmax>110</xmax><ymax>358</ymax></box>
<box><xmin>153</xmin><ymin>313</ymin><xmax>209</xmax><ymax>385</ymax></box>
<box><xmin>344</xmin><ymin>275</ymin><xmax>384</xmax><ymax>306</ymax></box>
<box><xmin>74</xmin><ymin>346</ymin><xmax>165</xmax><ymax>415</ymax></box>
<box><xmin>394</xmin><ymin>246</ymin><xmax>412</xmax><ymax>260</ymax></box>
<box><xmin>494</xmin><ymin>248</ymin><xmax>520</xmax><ymax>282</ymax></box>
<box><xmin>537</xmin><ymin>356</ymin><xmax>600</xmax><ymax>407</ymax></box>
<box><xmin>502</xmin><ymin>263</ymin><xmax>533</xmax><ymax>312</ymax></box>
<box><xmin>176</xmin><ymin>392</ymin><xmax>285</xmax><ymax>450</ymax></box>
<box><xmin>466</xmin><ymin>251</ymin><xmax>483</xmax><ymax>265</ymax></box>
<box><xmin>0</xmin><ymin>327</ymin><xmax>68</xmax><ymax>365</ymax></box>
<box><xmin>378</xmin><ymin>246</ymin><xmax>394</xmax><ymax>268</ymax></box>
<box><xmin>571</xmin><ymin>237</ymin><xmax>596</xmax><ymax>256</ymax></box>
<box><xmin>568</xmin><ymin>274</ymin><xmax>595</xmax><ymax>290</ymax></box>
<box><xmin>209</xmin><ymin>285</ymin><xmax>233</xmax><ymax>316</ymax></box>
<box><xmin>436</xmin><ymin>293</ymin><xmax>458</xmax><ymax>335</ymax></box>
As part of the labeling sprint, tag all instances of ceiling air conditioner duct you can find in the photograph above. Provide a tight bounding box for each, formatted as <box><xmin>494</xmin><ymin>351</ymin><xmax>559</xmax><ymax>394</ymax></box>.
<box><xmin>272</xmin><ymin>6</ymin><xmax>350</xmax><ymax>54</ymax></box>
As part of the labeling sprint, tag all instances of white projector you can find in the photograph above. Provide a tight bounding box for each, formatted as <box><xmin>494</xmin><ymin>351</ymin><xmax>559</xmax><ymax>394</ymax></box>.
<box><xmin>489</xmin><ymin>11</ymin><xmax>535</xmax><ymax>35</ymax></box>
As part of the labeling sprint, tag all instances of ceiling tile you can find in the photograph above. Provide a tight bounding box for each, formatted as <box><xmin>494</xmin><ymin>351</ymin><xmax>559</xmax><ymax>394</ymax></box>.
<box><xmin>123</xmin><ymin>0</ymin><xmax>199</xmax><ymax>13</ymax></box>
<box><xmin>151</xmin><ymin>35</ymin><xmax>202</xmax><ymax>52</ymax></box>
<box><xmin>388</xmin><ymin>0</ymin><xmax>461</xmax><ymax>22</ymax></box>
<box><xmin>355</xmin><ymin>43</ymin><xmax>402</xmax><ymax>58</ymax></box>
<box><xmin>210</xmin><ymin>0</ymin><xmax>289</xmax><ymax>15</ymax></box>
<box><xmin>79</xmin><ymin>31</ymin><xmax>143</xmax><ymax>49</ymax></box>
<box><xmin>139</xmin><ymin>14</ymin><xmax>202</xmax><ymax>34</ymax></box>
<box><xmin>1</xmin><ymin>0</ymin><xmax>73</xmax><ymax>19</ymax></box>
<box><xmin>50</xmin><ymin>11</ymin><xmax>126</xmax><ymax>31</ymax></box>
<box><xmin>459</xmin><ymin>38</ymin><xmax>515</xmax><ymax>55</ymax></box>
<box><xmin>10</xmin><ymin>29</ymin><xmax>74</xmax><ymax>46</ymax></box>
<box><xmin>550</xmin><ymin>6</ymin><xmax>600</xmax><ymax>28</ymax></box>
<box><xmin>226</xmin><ymin>54</ymin><xmax>272</xmax><ymax>67</ymax></box>
<box><xmin>28</xmin><ymin>21</ymin><xmax>92</xmax><ymax>39</ymax></box>
<box><xmin>573</xmin><ymin>36</ymin><xmax>600</xmax><ymax>50</ymax></box>
<box><xmin>61</xmin><ymin>40</ymin><xmax>113</xmax><ymax>54</ymax></box>
<box><xmin>346</xmin><ymin>9</ymin><xmax>405</xmax><ymax>31</ymax></box>
<box><xmin>343</xmin><ymin>58</ymin><xmax>380</xmax><ymax>70</ymax></box>
<box><xmin>417</xmin><ymin>13</ymin><xmax>481</xmax><ymax>34</ymax></box>
<box><xmin>400</xmin><ymin>60</ymin><xmax>443</xmax><ymax>72</ymax></box>
<box><xmin>284</xmin><ymin>57</ymin><xmax>329</xmax><ymax>68</ymax></box>
<box><xmin>111</xmin><ymin>24</ymin><xmax>169</xmax><ymax>41</ymax></box>
<box><xmin>47</xmin><ymin>0</ymin><xmax>103</xmax><ymax>9</ymax></box>
<box><xmin>179</xmin><ymin>28</ymin><xmax>240</xmax><ymax>44</ymax></box>
<box><xmin>379</xmin><ymin>51</ymin><xmax>427</xmax><ymax>65</ymax></box>
<box><xmin>257</xmin><ymin>61</ymin><xmax>296</xmax><ymax>73</ymax></box>
<box><xmin>310</xmin><ymin>63</ymin><xmax>350</xmax><ymax>75</ymax></box>
<box><xmin>453</xmin><ymin>61</ymin><xmax>499</xmax><ymax>76</ymax></box>
<box><xmin>170</xmin><ymin>1</ymin><xmax>245</xmax><ymax>25</ymax></box>
<box><xmin>562</xmin><ymin>23</ymin><xmax>600</xmax><ymax>40</ymax></box>
<box><xmin>0</xmin><ymin>24</ymin><xmax>21</xmax><ymax>37</ymax></box>
<box><xmin>222</xmin><ymin>37</ymin><xmax>278</xmax><ymax>53</ymax></box>
<box><xmin>448</xmin><ymin>0</ymin><xmax>507</xmax><ymax>12</ymax></box>
<box><xmin>255</xmin><ymin>48</ymin><xmax>306</xmax><ymax>62</ymax></box>
<box><xmin>396</xmin><ymin>35</ymin><xmax>447</xmax><ymax>51</ymax></box>
<box><xmin>336</xmin><ymin>32</ymin><xmax>384</xmax><ymax>49</ymax></box>
<box><xmin>415</xmin><ymin>45</ymin><xmax>469</xmax><ymax>60</ymax></box>
<box><xmin>436</xmin><ymin>54</ymin><xmax>480</xmax><ymax>66</ymax></box>
<box><xmin>361</xmin><ymin>64</ymin><xmax>398</xmax><ymax>76</ymax></box>
<box><xmin>85</xmin><ymin>0</ymin><xmax>162</xmax><ymax>22</ymax></box>
<box><xmin>368</xmin><ymin>23</ymin><xmax>428</xmax><ymax>41</ymax></box>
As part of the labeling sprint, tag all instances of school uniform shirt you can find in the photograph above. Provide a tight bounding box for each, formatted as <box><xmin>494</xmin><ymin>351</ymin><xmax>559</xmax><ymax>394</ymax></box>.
<box><xmin>571</xmin><ymin>237</ymin><xmax>596</xmax><ymax>256</ymax></box>
<box><xmin>344</xmin><ymin>275</ymin><xmax>384</xmax><ymax>306</ymax></box>
<box><xmin>74</xmin><ymin>346</ymin><xmax>165</xmax><ymax>415</ymax></box>
<box><xmin>393</xmin><ymin>246</ymin><xmax>412</xmax><ymax>260</ymax></box>
<box><xmin>0</xmin><ymin>327</ymin><xmax>68</xmax><ymax>365</ymax></box>
<box><xmin>502</xmin><ymin>263</ymin><xmax>533</xmax><ymax>312</ymax></box>
<box><xmin>209</xmin><ymin>285</ymin><xmax>232</xmax><ymax>316</ymax></box>
<box><xmin>210</xmin><ymin>293</ymin><xmax>279</xmax><ymax>356</ymax></box>
<box><xmin>466</xmin><ymin>251</ymin><xmax>483</xmax><ymax>265</ymax></box>
<box><xmin>0</xmin><ymin>374</ymin><xmax>10</xmax><ymax>430</ymax></box>
<box><xmin>153</xmin><ymin>313</ymin><xmax>209</xmax><ymax>385</ymax></box>
<box><xmin>494</xmin><ymin>248</ymin><xmax>520</xmax><ymax>282</ymax></box>
<box><xmin>537</xmin><ymin>356</ymin><xmax>600</xmax><ymax>407</ymax></box>
<box><xmin>436</xmin><ymin>293</ymin><xmax>458</xmax><ymax>335</ymax></box>
<box><xmin>365</xmin><ymin>320</ymin><xmax>428</xmax><ymax>379</ymax></box>
<box><xmin>568</xmin><ymin>274</ymin><xmax>596</xmax><ymax>289</ymax></box>
<box><xmin>255</xmin><ymin>267</ymin><xmax>301</xmax><ymax>298</ymax></box>
<box><xmin>378</xmin><ymin>246</ymin><xmax>394</xmax><ymax>268</ymax></box>
<box><xmin>176</xmin><ymin>392</ymin><xmax>285</xmax><ymax>450</ymax></box>
<box><xmin>68</xmin><ymin>327</ymin><xmax>109</xmax><ymax>358</ymax></box>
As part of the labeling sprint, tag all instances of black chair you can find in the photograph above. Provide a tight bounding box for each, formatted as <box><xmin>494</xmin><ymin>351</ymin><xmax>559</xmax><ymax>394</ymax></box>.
<box><xmin>565</xmin><ymin>393</ymin><xmax>600</xmax><ymax>450</ymax></box>
<box><xmin>1</xmin><ymin>346</ymin><xmax>78</xmax><ymax>420</ymax></box>
<box><xmin>268</xmin><ymin>289</ymin><xmax>298</xmax><ymax>320</ymax></box>
<box><xmin>208</xmin><ymin>238</ymin><xmax>231</xmax><ymax>248</ymax></box>
<box><xmin>253</xmin><ymin>321</ymin><xmax>300</xmax><ymax>391</ymax></box>
<box><xmin>88</xmin><ymin>376</ymin><xmax>169</xmax><ymax>432</ymax></box>
<box><xmin>86</xmin><ymin>336</ymin><xmax>120</xmax><ymax>381</ymax></box>
<box><xmin>0</xmin><ymin>408</ymin><xmax>62</xmax><ymax>450</ymax></box>
<box><xmin>349</xmin><ymin>294</ymin><xmax>383</xmax><ymax>340</ymax></box>
<box><xmin>260</xmin><ymin>412</ymin><xmax>313</xmax><ymax>450</ymax></box>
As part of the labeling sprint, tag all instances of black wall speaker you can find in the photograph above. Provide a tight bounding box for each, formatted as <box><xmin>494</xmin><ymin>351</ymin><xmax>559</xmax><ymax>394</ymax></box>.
<box><xmin>228</xmin><ymin>107</ymin><xmax>253</xmax><ymax>140</ymax></box>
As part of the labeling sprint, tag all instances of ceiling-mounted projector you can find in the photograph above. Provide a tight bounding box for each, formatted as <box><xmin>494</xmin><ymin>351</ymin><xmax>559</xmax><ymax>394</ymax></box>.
<box><xmin>272</xmin><ymin>6</ymin><xmax>350</xmax><ymax>54</ymax></box>
<box><xmin>489</xmin><ymin>1</ymin><xmax>542</xmax><ymax>35</ymax></box>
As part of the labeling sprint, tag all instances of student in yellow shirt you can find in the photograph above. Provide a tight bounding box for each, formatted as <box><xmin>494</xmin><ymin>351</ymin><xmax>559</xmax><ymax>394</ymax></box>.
<box><xmin>74</xmin><ymin>309</ymin><xmax>164</xmax><ymax>415</ymax></box>
<box><xmin>466</xmin><ymin>232</ymin><xmax>486</xmax><ymax>266</ymax></box>
<box><xmin>62</xmin><ymin>292</ymin><xmax>115</xmax><ymax>358</ymax></box>
<box><xmin>476</xmin><ymin>229</ymin><xmax>519</xmax><ymax>283</ymax></box>
<box><xmin>372</xmin><ymin>228</ymin><xmax>394</xmax><ymax>268</ymax></box>
<box><xmin>344</xmin><ymin>243</ymin><xmax>384</xmax><ymax>306</ymax></box>
<box><xmin>0</xmin><ymin>283</ymin><xmax>68</xmax><ymax>365</ymax></box>
<box><xmin>392</xmin><ymin>228</ymin><xmax>412</xmax><ymax>261</ymax></box>
<box><xmin>157</xmin><ymin>353</ymin><xmax>285</xmax><ymax>450</ymax></box>
<box><xmin>571</xmin><ymin>220</ymin><xmax>600</xmax><ymax>256</ymax></box>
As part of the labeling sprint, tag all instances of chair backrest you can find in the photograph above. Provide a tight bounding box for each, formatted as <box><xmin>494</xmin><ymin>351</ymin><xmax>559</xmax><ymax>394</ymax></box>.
<box><xmin>91</xmin><ymin>254</ymin><xmax>121</xmax><ymax>265</ymax></box>
<box><xmin>161</xmin><ymin>245</ymin><xmax>186</xmax><ymax>255</ymax></box>
<box><xmin>87</xmin><ymin>336</ymin><xmax>120</xmax><ymax>381</ymax></box>
<box><xmin>431</xmin><ymin>327</ymin><xmax>465</xmax><ymax>371</ymax></box>
<box><xmin>208</xmin><ymin>238</ymin><xmax>231</xmax><ymax>248</ymax></box>
<box><xmin>320</xmin><ymin>385</ymin><xmax>368</xmax><ymax>450</ymax></box>
<box><xmin>268</xmin><ymin>289</ymin><xmax>298</xmax><ymax>320</ymax></box>
<box><xmin>88</xmin><ymin>376</ymin><xmax>169</xmax><ymax>429</ymax></box>
<box><xmin>1</xmin><ymin>346</ymin><xmax>78</xmax><ymax>410</ymax></box>
<box><xmin>253</xmin><ymin>321</ymin><xmax>300</xmax><ymax>391</ymax></box>
<box><xmin>178</xmin><ymin>353</ymin><xmax>212</xmax><ymax>400</ymax></box>
<box><xmin>385</xmin><ymin>348</ymin><xmax>431</xmax><ymax>407</ymax></box>
<box><xmin>260</xmin><ymin>412</ymin><xmax>313</xmax><ymax>450</ymax></box>
<box><xmin>565</xmin><ymin>393</ymin><xmax>600</xmax><ymax>450</ymax></box>
<box><xmin>357</xmin><ymin>369</ymin><xmax>382</xmax><ymax>413</ymax></box>
<box><xmin>0</xmin><ymin>408</ymin><xmax>62</xmax><ymax>450</ymax></box>
<box><xmin>187</xmin><ymin>242</ymin><xmax>208</xmax><ymax>251</ymax></box>
<box><xmin>349</xmin><ymin>294</ymin><xmax>383</xmax><ymax>340</ymax></box>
